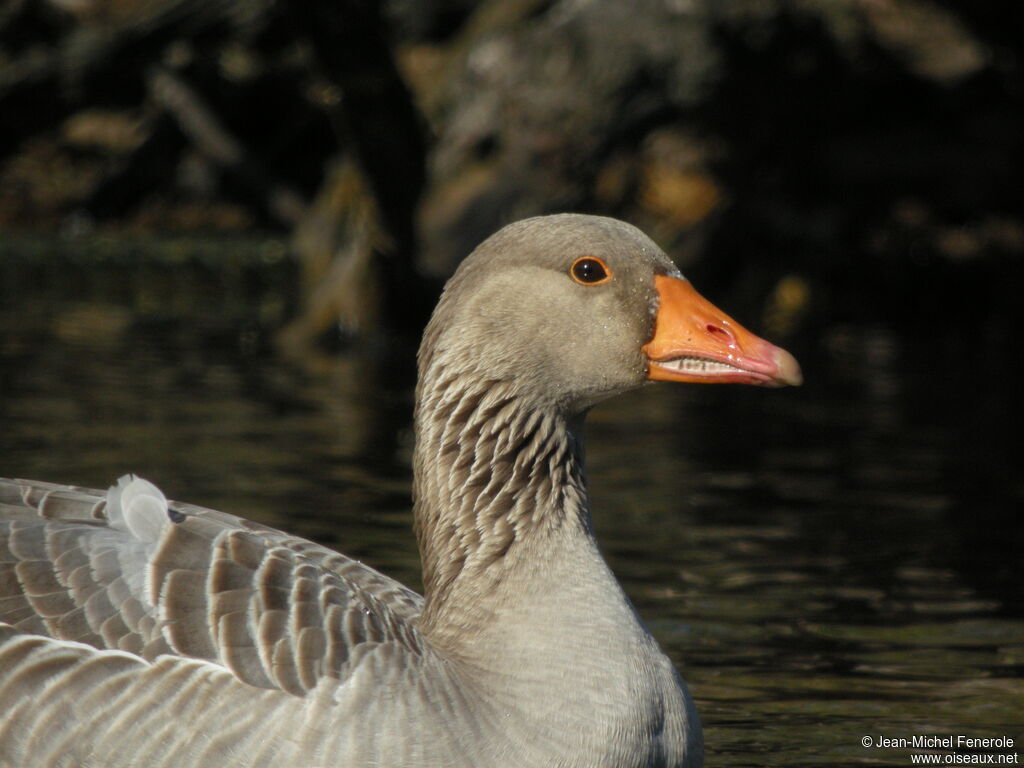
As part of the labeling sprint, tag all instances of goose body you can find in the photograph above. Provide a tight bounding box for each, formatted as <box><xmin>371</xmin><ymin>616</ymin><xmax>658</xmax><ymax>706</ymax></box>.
<box><xmin>0</xmin><ymin>214</ymin><xmax>800</xmax><ymax>767</ymax></box>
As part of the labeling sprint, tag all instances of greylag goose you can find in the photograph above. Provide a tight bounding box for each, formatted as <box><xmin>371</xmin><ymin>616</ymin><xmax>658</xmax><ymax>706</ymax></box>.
<box><xmin>0</xmin><ymin>214</ymin><xmax>800</xmax><ymax>768</ymax></box>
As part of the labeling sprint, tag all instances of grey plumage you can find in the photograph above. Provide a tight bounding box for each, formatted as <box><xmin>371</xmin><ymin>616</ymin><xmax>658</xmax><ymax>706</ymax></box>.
<box><xmin>0</xmin><ymin>477</ymin><xmax>442</xmax><ymax>766</ymax></box>
<box><xmin>0</xmin><ymin>213</ymin><xmax>803</xmax><ymax>768</ymax></box>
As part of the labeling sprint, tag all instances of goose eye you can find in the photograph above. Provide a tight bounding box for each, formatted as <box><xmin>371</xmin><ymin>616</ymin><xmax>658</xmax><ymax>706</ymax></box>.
<box><xmin>570</xmin><ymin>256</ymin><xmax>612</xmax><ymax>285</ymax></box>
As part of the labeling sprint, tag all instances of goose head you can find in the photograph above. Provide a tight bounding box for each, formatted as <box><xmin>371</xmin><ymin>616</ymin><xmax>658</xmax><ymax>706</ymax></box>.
<box><xmin>418</xmin><ymin>213</ymin><xmax>801</xmax><ymax>416</ymax></box>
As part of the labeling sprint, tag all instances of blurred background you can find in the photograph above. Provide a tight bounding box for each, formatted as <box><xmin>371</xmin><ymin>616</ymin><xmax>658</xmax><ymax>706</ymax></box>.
<box><xmin>1</xmin><ymin>0</ymin><xmax>1022</xmax><ymax>764</ymax></box>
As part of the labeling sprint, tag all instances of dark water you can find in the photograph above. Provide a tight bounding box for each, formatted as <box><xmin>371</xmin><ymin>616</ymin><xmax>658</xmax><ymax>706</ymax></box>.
<box><xmin>1</xmin><ymin>237</ymin><xmax>1021</xmax><ymax>766</ymax></box>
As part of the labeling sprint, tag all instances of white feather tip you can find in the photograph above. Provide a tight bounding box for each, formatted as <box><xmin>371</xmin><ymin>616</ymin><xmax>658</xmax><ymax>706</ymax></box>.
<box><xmin>106</xmin><ymin>474</ymin><xmax>169</xmax><ymax>543</ymax></box>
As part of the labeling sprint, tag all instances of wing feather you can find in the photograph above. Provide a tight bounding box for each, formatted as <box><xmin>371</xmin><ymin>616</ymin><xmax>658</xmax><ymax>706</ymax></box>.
<box><xmin>0</xmin><ymin>476</ymin><xmax>425</xmax><ymax>699</ymax></box>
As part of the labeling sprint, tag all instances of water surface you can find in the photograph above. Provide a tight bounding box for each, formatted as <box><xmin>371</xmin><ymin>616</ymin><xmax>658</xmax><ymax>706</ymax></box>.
<box><xmin>1</xmin><ymin>237</ymin><xmax>1020</xmax><ymax>766</ymax></box>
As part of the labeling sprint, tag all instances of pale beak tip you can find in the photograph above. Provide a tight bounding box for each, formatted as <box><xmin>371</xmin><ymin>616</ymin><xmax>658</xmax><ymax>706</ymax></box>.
<box><xmin>771</xmin><ymin>347</ymin><xmax>803</xmax><ymax>387</ymax></box>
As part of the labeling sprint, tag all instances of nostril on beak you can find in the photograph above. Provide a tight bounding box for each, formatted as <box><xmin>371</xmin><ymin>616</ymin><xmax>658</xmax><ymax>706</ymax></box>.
<box><xmin>706</xmin><ymin>324</ymin><xmax>733</xmax><ymax>342</ymax></box>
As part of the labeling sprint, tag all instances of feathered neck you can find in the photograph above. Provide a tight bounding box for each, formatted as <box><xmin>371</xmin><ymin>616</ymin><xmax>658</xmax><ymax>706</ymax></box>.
<box><xmin>412</xmin><ymin>346</ymin><xmax>592</xmax><ymax>640</ymax></box>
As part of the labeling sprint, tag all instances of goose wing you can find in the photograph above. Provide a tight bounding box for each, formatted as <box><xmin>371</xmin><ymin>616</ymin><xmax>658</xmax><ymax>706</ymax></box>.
<box><xmin>0</xmin><ymin>476</ymin><xmax>424</xmax><ymax>697</ymax></box>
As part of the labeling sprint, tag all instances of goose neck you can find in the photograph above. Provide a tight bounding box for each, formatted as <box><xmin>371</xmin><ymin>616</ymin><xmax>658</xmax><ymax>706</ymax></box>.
<box><xmin>412</xmin><ymin>370</ymin><xmax>593</xmax><ymax>637</ymax></box>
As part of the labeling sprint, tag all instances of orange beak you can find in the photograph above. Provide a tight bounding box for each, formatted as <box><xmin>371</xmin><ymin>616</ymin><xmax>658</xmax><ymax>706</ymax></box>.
<box><xmin>643</xmin><ymin>275</ymin><xmax>802</xmax><ymax>387</ymax></box>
